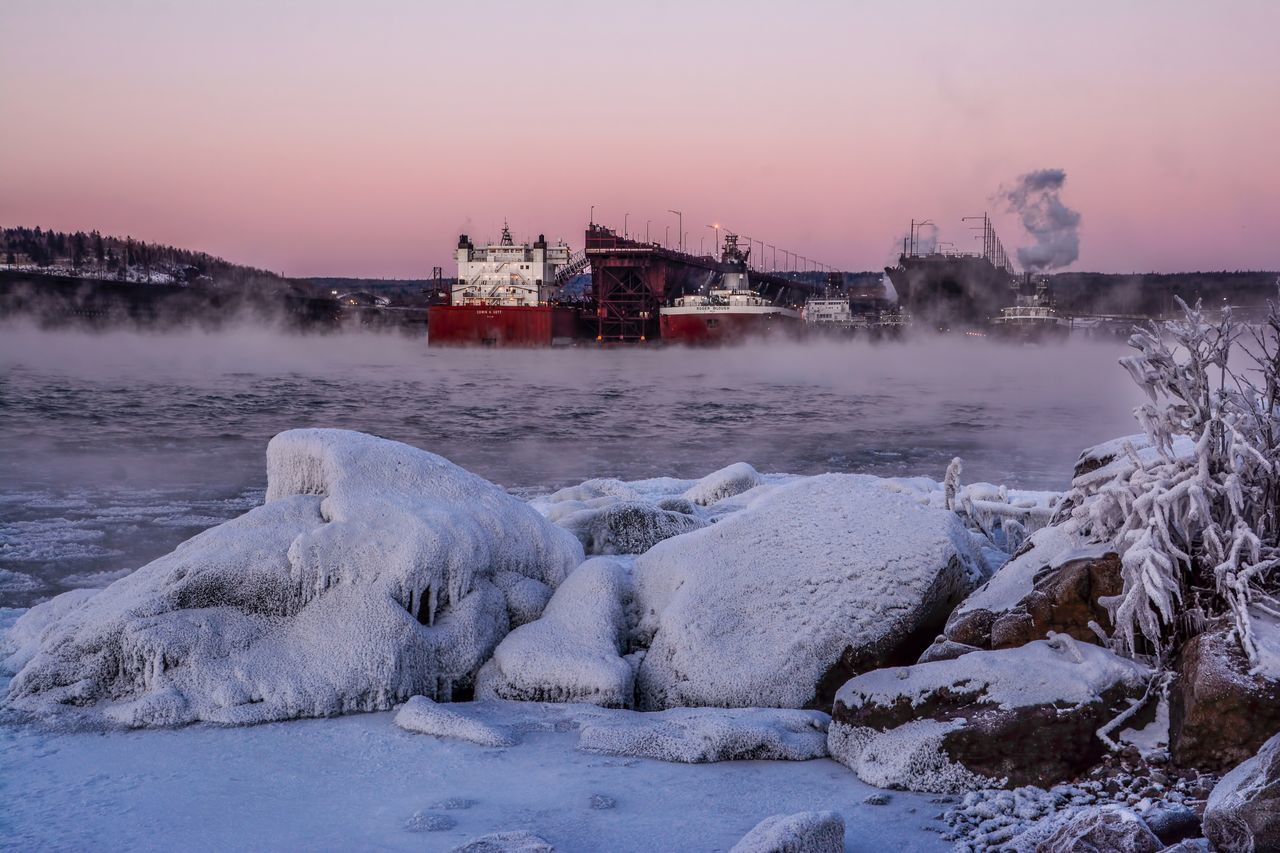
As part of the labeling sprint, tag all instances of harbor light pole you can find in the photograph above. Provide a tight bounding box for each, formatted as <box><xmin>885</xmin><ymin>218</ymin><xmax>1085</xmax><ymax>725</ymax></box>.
<box><xmin>590</xmin><ymin>205</ymin><xmax>594</xmax><ymax>226</ymax></box>
<box><xmin>646</xmin><ymin>220</ymin><xmax>651</xmax><ymax>243</ymax></box>
<box><xmin>624</xmin><ymin>213</ymin><xmax>630</xmax><ymax>239</ymax></box>
<box><xmin>668</xmin><ymin>210</ymin><xmax>683</xmax><ymax>251</ymax></box>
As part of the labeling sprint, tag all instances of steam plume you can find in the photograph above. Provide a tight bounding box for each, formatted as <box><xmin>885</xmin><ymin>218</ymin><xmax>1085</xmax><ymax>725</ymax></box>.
<box><xmin>1002</xmin><ymin>169</ymin><xmax>1081</xmax><ymax>272</ymax></box>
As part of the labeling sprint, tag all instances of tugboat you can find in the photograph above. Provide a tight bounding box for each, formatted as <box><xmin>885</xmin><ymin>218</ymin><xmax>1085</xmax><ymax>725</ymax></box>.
<box><xmin>990</xmin><ymin>275</ymin><xmax>1071</xmax><ymax>341</ymax></box>
<box><xmin>659</xmin><ymin>234</ymin><xmax>801</xmax><ymax>344</ymax></box>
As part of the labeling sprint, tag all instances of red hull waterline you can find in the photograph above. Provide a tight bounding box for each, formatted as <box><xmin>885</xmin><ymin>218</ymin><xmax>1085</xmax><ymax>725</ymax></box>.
<box><xmin>428</xmin><ymin>304</ymin><xmax>578</xmax><ymax>347</ymax></box>
<box><xmin>659</xmin><ymin>311</ymin><xmax>802</xmax><ymax>345</ymax></box>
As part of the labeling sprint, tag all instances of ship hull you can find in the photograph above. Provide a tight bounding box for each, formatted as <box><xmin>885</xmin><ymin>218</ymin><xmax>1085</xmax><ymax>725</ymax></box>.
<box><xmin>989</xmin><ymin>319</ymin><xmax>1071</xmax><ymax>342</ymax></box>
<box><xmin>659</xmin><ymin>309</ymin><xmax>801</xmax><ymax>345</ymax></box>
<box><xmin>428</xmin><ymin>304</ymin><xmax>579</xmax><ymax>347</ymax></box>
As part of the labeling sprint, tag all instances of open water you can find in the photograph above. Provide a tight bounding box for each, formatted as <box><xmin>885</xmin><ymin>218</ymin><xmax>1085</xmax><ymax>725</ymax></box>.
<box><xmin>0</xmin><ymin>323</ymin><xmax>1144</xmax><ymax>605</ymax></box>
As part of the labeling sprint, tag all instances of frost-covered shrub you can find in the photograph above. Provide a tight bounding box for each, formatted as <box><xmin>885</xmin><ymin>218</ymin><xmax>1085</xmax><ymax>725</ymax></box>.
<box><xmin>1071</xmin><ymin>297</ymin><xmax>1280</xmax><ymax>666</ymax></box>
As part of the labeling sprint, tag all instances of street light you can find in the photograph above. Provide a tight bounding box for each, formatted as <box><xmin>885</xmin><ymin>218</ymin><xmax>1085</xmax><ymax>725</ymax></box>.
<box><xmin>668</xmin><ymin>210</ymin><xmax>683</xmax><ymax>251</ymax></box>
<box><xmin>767</xmin><ymin>244</ymin><xmax>776</xmax><ymax>271</ymax></box>
<box><xmin>646</xmin><ymin>220</ymin><xmax>651</xmax><ymax>243</ymax></box>
<box><xmin>706</xmin><ymin>223</ymin><xmax>721</xmax><ymax>257</ymax></box>
<box><xmin>910</xmin><ymin>219</ymin><xmax>934</xmax><ymax>256</ymax></box>
<box><xmin>589</xmin><ymin>205</ymin><xmax>595</xmax><ymax>226</ymax></box>
<box><xmin>624</xmin><ymin>213</ymin><xmax>630</xmax><ymax>239</ymax></box>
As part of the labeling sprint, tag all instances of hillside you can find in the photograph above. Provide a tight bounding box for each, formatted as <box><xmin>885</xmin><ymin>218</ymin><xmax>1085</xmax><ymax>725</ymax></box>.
<box><xmin>1</xmin><ymin>226</ymin><xmax>308</xmax><ymax>293</ymax></box>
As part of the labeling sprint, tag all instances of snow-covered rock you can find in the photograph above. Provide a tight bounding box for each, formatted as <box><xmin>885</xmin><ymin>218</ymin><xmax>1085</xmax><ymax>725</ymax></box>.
<box><xmin>555</xmin><ymin>501</ymin><xmax>706</xmax><ymax>555</ymax></box>
<box><xmin>632</xmin><ymin>474</ymin><xmax>984</xmax><ymax>710</ymax></box>
<box><xmin>451</xmin><ymin>830</ymin><xmax>555</xmax><ymax>853</ymax></box>
<box><xmin>944</xmin><ymin>523</ymin><xmax>1114</xmax><ymax>650</ymax></box>
<box><xmin>728</xmin><ymin>811</ymin><xmax>844</xmax><ymax>853</ymax></box>
<box><xmin>577</xmin><ymin>706</ymin><xmax>830</xmax><ymax>763</ymax></box>
<box><xmin>1203</xmin><ymin>730</ymin><xmax>1280</xmax><ymax>853</ymax></box>
<box><xmin>829</xmin><ymin>636</ymin><xmax>1151</xmax><ymax>792</ymax></box>
<box><xmin>3</xmin><ymin>429</ymin><xmax>584</xmax><ymax>726</ymax></box>
<box><xmin>394</xmin><ymin>695</ymin><xmax>514</xmax><ymax>746</ymax></box>
<box><xmin>476</xmin><ymin>557</ymin><xmax>635</xmax><ymax>707</ymax></box>
<box><xmin>1171</xmin><ymin>615</ymin><xmax>1280</xmax><ymax>772</ymax></box>
<box><xmin>683</xmin><ymin>462</ymin><xmax>765</xmax><ymax>506</ymax></box>
<box><xmin>1030</xmin><ymin>805</ymin><xmax>1162</xmax><ymax>853</ymax></box>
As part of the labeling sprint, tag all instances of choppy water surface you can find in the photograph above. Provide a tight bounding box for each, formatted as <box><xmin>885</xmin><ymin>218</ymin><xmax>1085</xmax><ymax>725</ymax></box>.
<box><xmin>0</xmin><ymin>324</ymin><xmax>1144</xmax><ymax>605</ymax></box>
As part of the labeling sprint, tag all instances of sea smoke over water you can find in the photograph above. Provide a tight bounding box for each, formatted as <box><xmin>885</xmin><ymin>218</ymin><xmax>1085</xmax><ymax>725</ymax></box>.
<box><xmin>1002</xmin><ymin>169</ymin><xmax>1082</xmax><ymax>272</ymax></box>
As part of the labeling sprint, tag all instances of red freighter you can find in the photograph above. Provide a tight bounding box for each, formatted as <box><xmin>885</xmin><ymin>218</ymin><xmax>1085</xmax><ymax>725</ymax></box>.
<box><xmin>659</xmin><ymin>234</ymin><xmax>802</xmax><ymax>345</ymax></box>
<box><xmin>428</xmin><ymin>224</ymin><xmax>586</xmax><ymax>347</ymax></box>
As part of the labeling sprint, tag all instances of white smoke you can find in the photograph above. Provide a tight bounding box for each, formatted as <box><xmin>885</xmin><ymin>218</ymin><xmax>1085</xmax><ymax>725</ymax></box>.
<box><xmin>1002</xmin><ymin>169</ymin><xmax>1081</xmax><ymax>272</ymax></box>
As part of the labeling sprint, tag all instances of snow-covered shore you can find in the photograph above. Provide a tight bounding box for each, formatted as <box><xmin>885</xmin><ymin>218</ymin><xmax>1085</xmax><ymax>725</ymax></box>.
<box><xmin>0</xmin><ymin>650</ymin><xmax>949</xmax><ymax>852</ymax></box>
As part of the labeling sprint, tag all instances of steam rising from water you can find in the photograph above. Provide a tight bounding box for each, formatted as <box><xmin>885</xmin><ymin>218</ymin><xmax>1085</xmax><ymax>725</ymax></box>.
<box><xmin>1</xmin><ymin>321</ymin><xmax>1143</xmax><ymax>605</ymax></box>
<box><xmin>1002</xmin><ymin>168</ymin><xmax>1082</xmax><ymax>272</ymax></box>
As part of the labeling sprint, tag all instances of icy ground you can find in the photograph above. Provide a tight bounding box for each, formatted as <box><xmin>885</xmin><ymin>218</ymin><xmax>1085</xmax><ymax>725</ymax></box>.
<box><xmin>1</xmin><ymin>629</ymin><xmax>948</xmax><ymax>853</ymax></box>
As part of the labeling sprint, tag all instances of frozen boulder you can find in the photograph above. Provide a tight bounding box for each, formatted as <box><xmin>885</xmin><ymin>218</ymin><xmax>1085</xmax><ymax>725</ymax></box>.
<box><xmin>729</xmin><ymin>811</ymin><xmax>844</xmax><ymax>853</ymax></box>
<box><xmin>451</xmin><ymin>831</ymin><xmax>555</xmax><ymax>853</ymax></box>
<box><xmin>1170</xmin><ymin>616</ymin><xmax>1280</xmax><ymax>772</ymax></box>
<box><xmin>683</xmin><ymin>461</ymin><xmax>765</xmax><ymax>506</ymax></box>
<box><xmin>1202</xmin><ymin>730</ymin><xmax>1280</xmax><ymax>853</ymax></box>
<box><xmin>633</xmin><ymin>474</ymin><xmax>984</xmax><ymax>710</ymax></box>
<box><xmin>1032</xmin><ymin>805</ymin><xmax>1161</xmax><ymax>853</ymax></box>
<box><xmin>577</xmin><ymin>706</ymin><xmax>830</xmax><ymax>763</ymax></box>
<box><xmin>394</xmin><ymin>695</ymin><xmax>514</xmax><ymax>747</ymax></box>
<box><xmin>828</xmin><ymin>636</ymin><xmax>1151</xmax><ymax>792</ymax></box>
<box><xmin>556</xmin><ymin>501</ymin><xmax>706</xmax><ymax>555</ymax></box>
<box><xmin>476</xmin><ymin>557</ymin><xmax>635</xmax><ymax>707</ymax></box>
<box><xmin>944</xmin><ymin>523</ymin><xmax>1116</xmax><ymax>650</ymax></box>
<box><xmin>3</xmin><ymin>429</ymin><xmax>584</xmax><ymax>726</ymax></box>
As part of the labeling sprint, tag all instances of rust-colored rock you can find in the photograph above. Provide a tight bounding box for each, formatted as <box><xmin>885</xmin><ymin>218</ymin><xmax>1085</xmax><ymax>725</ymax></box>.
<box><xmin>1170</xmin><ymin>625</ymin><xmax>1280</xmax><ymax>772</ymax></box>
<box><xmin>945</xmin><ymin>553</ymin><xmax>1122</xmax><ymax>650</ymax></box>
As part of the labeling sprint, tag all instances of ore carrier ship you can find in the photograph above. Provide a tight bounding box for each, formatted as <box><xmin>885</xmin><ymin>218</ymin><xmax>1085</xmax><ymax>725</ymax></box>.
<box><xmin>428</xmin><ymin>224</ymin><xmax>588</xmax><ymax>347</ymax></box>
<box><xmin>659</xmin><ymin>235</ymin><xmax>802</xmax><ymax>344</ymax></box>
<box><xmin>885</xmin><ymin>214</ymin><xmax>1019</xmax><ymax>332</ymax></box>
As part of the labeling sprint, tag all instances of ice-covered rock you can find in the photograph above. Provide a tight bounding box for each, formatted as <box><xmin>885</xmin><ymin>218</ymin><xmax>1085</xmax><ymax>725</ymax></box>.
<box><xmin>3</xmin><ymin>429</ymin><xmax>584</xmax><ymax>726</ymax></box>
<box><xmin>633</xmin><ymin>474</ymin><xmax>984</xmax><ymax>710</ymax></box>
<box><xmin>1031</xmin><ymin>805</ymin><xmax>1161</xmax><ymax>853</ymax></box>
<box><xmin>1203</xmin><ymin>730</ymin><xmax>1280</xmax><ymax>853</ymax></box>
<box><xmin>556</xmin><ymin>501</ymin><xmax>706</xmax><ymax>555</ymax></box>
<box><xmin>451</xmin><ymin>830</ymin><xmax>555</xmax><ymax>853</ymax></box>
<box><xmin>577</xmin><ymin>706</ymin><xmax>830</xmax><ymax>763</ymax></box>
<box><xmin>683</xmin><ymin>461</ymin><xmax>765</xmax><ymax>506</ymax></box>
<box><xmin>394</xmin><ymin>695</ymin><xmax>514</xmax><ymax>746</ymax></box>
<box><xmin>476</xmin><ymin>557</ymin><xmax>635</xmax><ymax>707</ymax></box>
<box><xmin>944</xmin><ymin>523</ymin><xmax>1115</xmax><ymax>650</ymax></box>
<box><xmin>829</xmin><ymin>636</ymin><xmax>1151</xmax><ymax>792</ymax></box>
<box><xmin>728</xmin><ymin>810</ymin><xmax>844</xmax><ymax>853</ymax></box>
<box><xmin>1170</xmin><ymin>615</ymin><xmax>1280</xmax><ymax>772</ymax></box>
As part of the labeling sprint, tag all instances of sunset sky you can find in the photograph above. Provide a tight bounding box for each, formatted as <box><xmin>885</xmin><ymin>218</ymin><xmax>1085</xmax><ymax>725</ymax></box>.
<box><xmin>2</xmin><ymin>0</ymin><xmax>1277</xmax><ymax>277</ymax></box>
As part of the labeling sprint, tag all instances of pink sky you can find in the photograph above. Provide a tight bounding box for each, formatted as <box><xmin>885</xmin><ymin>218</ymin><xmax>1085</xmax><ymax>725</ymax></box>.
<box><xmin>2</xmin><ymin>0</ymin><xmax>1277</xmax><ymax>277</ymax></box>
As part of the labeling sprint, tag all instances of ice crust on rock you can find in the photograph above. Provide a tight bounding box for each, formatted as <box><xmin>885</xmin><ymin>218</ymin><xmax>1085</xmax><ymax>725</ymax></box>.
<box><xmin>682</xmin><ymin>461</ymin><xmax>765</xmax><ymax>506</ymax></box>
<box><xmin>451</xmin><ymin>830</ymin><xmax>555</xmax><ymax>853</ymax></box>
<box><xmin>3</xmin><ymin>429</ymin><xmax>584</xmax><ymax>726</ymax></box>
<box><xmin>728</xmin><ymin>810</ymin><xmax>845</xmax><ymax>853</ymax></box>
<box><xmin>394</xmin><ymin>695</ymin><xmax>514</xmax><ymax>746</ymax></box>
<box><xmin>830</xmin><ymin>638</ymin><xmax>1151</xmax><ymax>792</ymax></box>
<box><xmin>555</xmin><ymin>501</ymin><xmax>707</xmax><ymax>556</ymax></box>
<box><xmin>835</xmin><ymin>636</ymin><xmax>1150</xmax><ymax>714</ymax></box>
<box><xmin>577</xmin><ymin>706</ymin><xmax>830</xmax><ymax>763</ymax></box>
<box><xmin>633</xmin><ymin>474</ymin><xmax>984</xmax><ymax>710</ymax></box>
<box><xmin>476</xmin><ymin>557</ymin><xmax>636</xmax><ymax>707</ymax></box>
<box><xmin>828</xmin><ymin>717</ymin><xmax>997</xmax><ymax>793</ymax></box>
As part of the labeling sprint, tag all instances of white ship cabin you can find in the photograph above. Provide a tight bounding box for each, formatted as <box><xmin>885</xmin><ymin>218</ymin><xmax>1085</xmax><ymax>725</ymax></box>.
<box><xmin>454</xmin><ymin>223</ymin><xmax>572</xmax><ymax>307</ymax></box>
<box><xmin>804</xmin><ymin>297</ymin><xmax>853</xmax><ymax>325</ymax></box>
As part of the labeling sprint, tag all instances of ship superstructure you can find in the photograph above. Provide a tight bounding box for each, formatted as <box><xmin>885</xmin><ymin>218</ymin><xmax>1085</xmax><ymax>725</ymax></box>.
<box><xmin>990</xmin><ymin>275</ymin><xmax>1071</xmax><ymax>340</ymax></box>
<box><xmin>452</xmin><ymin>224</ymin><xmax>574</xmax><ymax>307</ymax></box>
